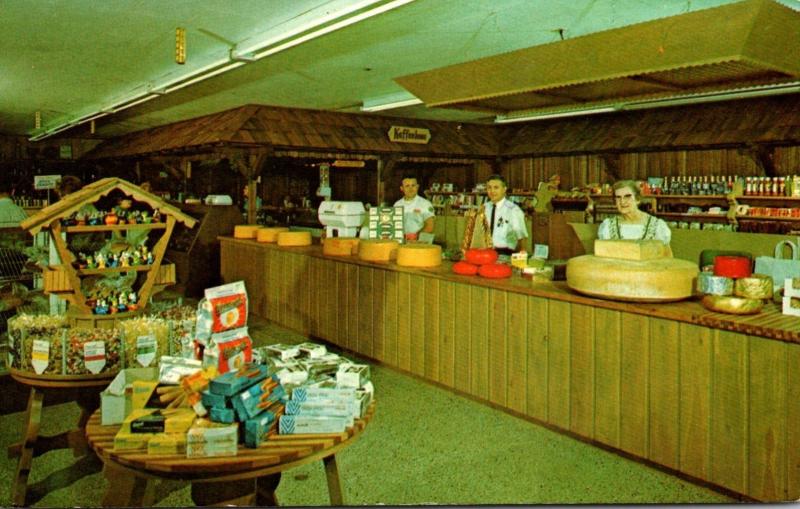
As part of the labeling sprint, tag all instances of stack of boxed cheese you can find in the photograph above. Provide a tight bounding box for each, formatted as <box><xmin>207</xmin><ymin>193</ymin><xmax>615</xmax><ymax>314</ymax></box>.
<box><xmin>698</xmin><ymin>256</ymin><xmax>770</xmax><ymax>315</ymax></box>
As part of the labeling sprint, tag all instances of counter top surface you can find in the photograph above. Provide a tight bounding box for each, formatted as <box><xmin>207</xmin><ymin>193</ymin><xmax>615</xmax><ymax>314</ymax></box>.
<box><xmin>220</xmin><ymin>236</ymin><xmax>800</xmax><ymax>344</ymax></box>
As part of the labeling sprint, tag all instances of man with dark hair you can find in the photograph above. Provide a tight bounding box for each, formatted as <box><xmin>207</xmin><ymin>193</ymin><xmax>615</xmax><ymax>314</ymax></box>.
<box><xmin>394</xmin><ymin>175</ymin><xmax>434</xmax><ymax>239</ymax></box>
<box><xmin>484</xmin><ymin>174</ymin><xmax>527</xmax><ymax>254</ymax></box>
<box><xmin>0</xmin><ymin>179</ymin><xmax>27</xmax><ymax>227</ymax></box>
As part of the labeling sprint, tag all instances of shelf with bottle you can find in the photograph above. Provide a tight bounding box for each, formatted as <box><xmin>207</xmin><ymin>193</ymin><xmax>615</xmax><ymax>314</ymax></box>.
<box><xmin>425</xmin><ymin>188</ymin><xmax>537</xmax><ymax>216</ymax></box>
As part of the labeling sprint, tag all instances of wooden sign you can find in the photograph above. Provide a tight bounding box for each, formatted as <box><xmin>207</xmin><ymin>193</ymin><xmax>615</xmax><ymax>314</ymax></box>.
<box><xmin>332</xmin><ymin>160</ymin><xmax>365</xmax><ymax>168</ymax></box>
<box><xmin>388</xmin><ymin>126</ymin><xmax>431</xmax><ymax>144</ymax></box>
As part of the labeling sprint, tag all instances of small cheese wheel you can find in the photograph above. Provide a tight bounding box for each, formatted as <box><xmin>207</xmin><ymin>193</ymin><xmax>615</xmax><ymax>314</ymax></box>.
<box><xmin>277</xmin><ymin>231</ymin><xmax>312</xmax><ymax>247</ymax></box>
<box><xmin>234</xmin><ymin>225</ymin><xmax>260</xmax><ymax>239</ymax></box>
<box><xmin>452</xmin><ymin>261</ymin><xmax>478</xmax><ymax>276</ymax></box>
<box><xmin>702</xmin><ymin>295</ymin><xmax>763</xmax><ymax>315</ymax></box>
<box><xmin>696</xmin><ymin>272</ymin><xmax>733</xmax><ymax>296</ymax></box>
<box><xmin>734</xmin><ymin>274</ymin><xmax>773</xmax><ymax>299</ymax></box>
<box><xmin>478</xmin><ymin>263</ymin><xmax>513</xmax><ymax>279</ymax></box>
<box><xmin>396</xmin><ymin>244</ymin><xmax>442</xmax><ymax>268</ymax></box>
<box><xmin>464</xmin><ymin>248</ymin><xmax>498</xmax><ymax>266</ymax></box>
<box><xmin>257</xmin><ymin>227</ymin><xmax>289</xmax><ymax>243</ymax></box>
<box><xmin>713</xmin><ymin>255</ymin><xmax>752</xmax><ymax>278</ymax></box>
<box><xmin>358</xmin><ymin>239</ymin><xmax>399</xmax><ymax>262</ymax></box>
<box><xmin>323</xmin><ymin>237</ymin><xmax>360</xmax><ymax>256</ymax></box>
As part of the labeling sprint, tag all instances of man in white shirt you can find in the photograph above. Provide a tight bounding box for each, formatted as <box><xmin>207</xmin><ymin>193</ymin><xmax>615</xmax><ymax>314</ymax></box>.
<box><xmin>393</xmin><ymin>175</ymin><xmax>434</xmax><ymax>240</ymax></box>
<box><xmin>0</xmin><ymin>180</ymin><xmax>27</xmax><ymax>228</ymax></box>
<box><xmin>484</xmin><ymin>174</ymin><xmax>528</xmax><ymax>254</ymax></box>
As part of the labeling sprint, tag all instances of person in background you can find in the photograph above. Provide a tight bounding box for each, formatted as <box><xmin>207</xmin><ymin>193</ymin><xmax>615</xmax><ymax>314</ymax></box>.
<box><xmin>394</xmin><ymin>175</ymin><xmax>434</xmax><ymax>241</ymax></box>
<box><xmin>484</xmin><ymin>174</ymin><xmax>528</xmax><ymax>255</ymax></box>
<box><xmin>598</xmin><ymin>179</ymin><xmax>671</xmax><ymax>246</ymax></box>
<box><xmin>242</xmin><ymin>183</ymin><xmax>262</xmax><ymax>210</ymax></box>
<box><xmin>0</xmin><ymin>179</ymin><xmax>27</xmax><ymax>227</ymax></box>
<box><xmin>55</xmin><ymin>175</ymin><xmax>83</xmax><ymax>198</ymax></box>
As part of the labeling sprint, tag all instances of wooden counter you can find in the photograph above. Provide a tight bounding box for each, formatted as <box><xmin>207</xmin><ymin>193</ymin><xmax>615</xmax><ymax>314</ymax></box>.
<box><xmin>220</xmin><ymin>237</ymin><xmax>800</xmax><ymax>502</ymax></box>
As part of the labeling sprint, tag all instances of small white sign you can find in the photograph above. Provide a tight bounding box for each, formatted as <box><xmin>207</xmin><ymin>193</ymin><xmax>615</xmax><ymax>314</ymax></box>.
<box><xmin>31</xmin><ymin>340</ymin><xmax>50</xmax><ymax>374</ymax></box>
<box><xmin>533</xmin><ymin>244</ymin><xmax>550</xmax><ymax>260</ymax></box>
<box><xmin>34</xmin><ymin>175</ymin><xmax>62</xmax><ymax>190</ymax></box>
<box><xmin>136</xmin><ymin>335</ymin><xmax>157</xmax><ymax>367</ymax></box>
<box><xmin>84</xmin><ymin>341</ymin><xmax>106</xmax><ymax>374</ymax></box>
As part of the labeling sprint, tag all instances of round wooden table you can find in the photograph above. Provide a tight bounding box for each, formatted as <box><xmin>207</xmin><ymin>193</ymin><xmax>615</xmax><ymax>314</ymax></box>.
<box><xmin>85</xmin><ymin>401</ymin><xmax>375</xmax><ymax>506</ymax></box>
<box><xmin>8</xmin><ymin>368</ymin><xmax>117</xmax><ymax>506</ymax></box>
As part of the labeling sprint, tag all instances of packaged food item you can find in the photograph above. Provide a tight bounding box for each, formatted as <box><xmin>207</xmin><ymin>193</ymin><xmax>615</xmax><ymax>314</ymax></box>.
<box><xmin>65</xmin><ymin>327</ymin><xmax>122</xmax><ymax>375</ymax></box>
<box><xmin>120</xmin><ymin>317</ymin><xmax>169</xmax><ymax>368</ymax></box>
<box><xmin>202</xmin><ymin>327</ymin><xmax>253</xmax><ymax>374</ymax></box>
<box><xmin>204</xmin><ymin>281</ymin><xmax>248</xmax><ymax>333</ymax></box>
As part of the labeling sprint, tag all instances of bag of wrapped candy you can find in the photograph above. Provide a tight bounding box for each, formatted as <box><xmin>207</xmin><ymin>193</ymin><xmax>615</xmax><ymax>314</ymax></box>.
<box><xmin>202</xmin><ymin>327</ymin><xmax>252</xmax><ymax>374</ymax></box>
<box><xmin>203</xmin><ymin>281</ymin><xmax>248</xmax><ymax>333</ymax></box>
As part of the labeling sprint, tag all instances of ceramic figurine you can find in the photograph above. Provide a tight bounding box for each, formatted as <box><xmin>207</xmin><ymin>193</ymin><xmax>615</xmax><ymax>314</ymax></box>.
<box><xmin>120</xmin><ymin>251</ymin><xmax>130</xmax><ymax>267</ymax></box>
<box><xmin>131</xmin><ymin>250</ymin><xmax>142</xmax><ymax>266</ymax></box>
<box><xmin>86</xmin><ymin>255</ymin><xmax>96</xmax><ymax>269</ymax></box>
<box><xmin>96</xmin><ymin>252</ymin><xmax>106</xmax><ymax>269</ymax></box>
<box><xmin>141</xmin><ymin>211</ymin><xmax>151</xmax><ymax>224</ymax></box>
<box><xmin>108</xmin><ymin>253</ymin><xmax>118</xmax><ymax>268</ymax></box>
<box><xmin>153</xmin><ymin>210</ymin><xmax>161</xmax><ymax>223</ymax></box>
<box><xmin>146</xmin><ymin>251</ymin><xmax>154</xmax><ymax>265</ymax></box>
<box><xmin>117</xmin><ymin>293</ymin><xmax>128</xmax><ymax>312</ymax></box>
<box><xmin>128</xmin><ymin>291</ymin><xmax>138</xmax><ymax>311</ymax></box>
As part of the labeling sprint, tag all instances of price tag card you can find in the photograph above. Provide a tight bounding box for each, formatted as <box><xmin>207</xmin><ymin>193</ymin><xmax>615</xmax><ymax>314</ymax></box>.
<box><xmin>31</xmin><ymin>340</ymin><xmax>50</xmax><ymax>374</ymax></box>
<box><xmin>84</xmin><ymin>341</ymin><xmax>106</xmax><ymax>374</ymax></box>
<box><xmin>136</xmin><ymin>335</ymin><xmax>157</xmax><ymax>367</ymax></box>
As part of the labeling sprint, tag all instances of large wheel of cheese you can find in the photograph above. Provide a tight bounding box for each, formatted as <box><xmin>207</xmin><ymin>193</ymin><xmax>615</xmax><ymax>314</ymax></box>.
<box><xmin>358</xmin><ymin>239</ymin><xmax>399</xmax><ymax>262</ymax></box>
<box><xmin>567</xmin><ymin>255</ymin><xmax>698</xmax><ymax>302</ymax></box>
<box><xmin>257</xmin><ymin>227</ymin><xmax>289</xmax><ymax>243</ymax></box>
<box><xmin>322</xmin><ymin>237</ymin><xmax>360</xmax><ymax>256</ymax></box>
<box><xmin>234</xmin><ymin>224</ymin><xmax>260</xmax><ymax>239</ymax></box>
<box><xmin>396</xmin><ymin>244</ymin><xmax>442</xmax><ymax>268</ymax></box>
<box><xmin>277</xmin><ymin>231</ymin><xmax>312</xmax><ymax>247</ymax></box>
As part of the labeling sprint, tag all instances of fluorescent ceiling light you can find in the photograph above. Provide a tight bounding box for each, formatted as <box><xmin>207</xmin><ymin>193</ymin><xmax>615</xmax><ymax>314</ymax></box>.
<box><xmin>495</xmin><ymin>106</ymin><xmax>618</xmax><ymax>124</ymax></box>
<box><xmin>623</xmin><ymin>81</ymin><xmax>800</xmax><ymax>110</ymax></box>
<box><xmin>361</xmin><ymin>92</ymin><xmax>423</xmax><ymax>112</ymax></box>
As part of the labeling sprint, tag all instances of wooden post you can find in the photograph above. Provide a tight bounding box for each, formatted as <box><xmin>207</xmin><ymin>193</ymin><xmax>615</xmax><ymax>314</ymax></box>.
<box><xmin>226</xmin><ymin>147</ymin><xmax>273</xmax><ymax>224</ymax></box>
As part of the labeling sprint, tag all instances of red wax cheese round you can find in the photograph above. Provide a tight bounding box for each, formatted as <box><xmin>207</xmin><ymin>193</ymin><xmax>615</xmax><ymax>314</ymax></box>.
<box><xmin>465</xmin><ymin>248</ymin><xmax>498</xmax><ymax>266</ymax></box>
<box><xmin>478</xmin><ymin>263</ymin><xmax>513</xmax><ymax>279</ymax></box>
<box><xmin>713</xmin><ymin>255</ymin><xmax>752</xmax><ymax>278</ymax></box>
<box><xmin>452</xmin><ymin>261</ymin><xmax>479</xmax><ymax>276</ymax></box>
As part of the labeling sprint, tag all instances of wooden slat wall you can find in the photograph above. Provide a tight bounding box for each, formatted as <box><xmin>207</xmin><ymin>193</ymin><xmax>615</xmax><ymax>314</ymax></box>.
<box><xmin>220</xmin><ymin>244</ymin><xmax>800</xmax><ymax>502</ymax></box>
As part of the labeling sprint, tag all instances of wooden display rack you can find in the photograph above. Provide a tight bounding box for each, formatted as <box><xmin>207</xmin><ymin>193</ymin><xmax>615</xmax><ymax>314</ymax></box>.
<box><xmin>20</xmin><ymin>178</ymin><xmax>197</xmax><ymax>325</ymax></box>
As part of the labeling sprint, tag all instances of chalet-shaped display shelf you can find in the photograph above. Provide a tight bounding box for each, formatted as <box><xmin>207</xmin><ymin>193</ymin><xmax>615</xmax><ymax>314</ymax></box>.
<box><xmin>20</xmin><ymin>178</ymin><xmax>197</xmax><ymax>326</ymax></box>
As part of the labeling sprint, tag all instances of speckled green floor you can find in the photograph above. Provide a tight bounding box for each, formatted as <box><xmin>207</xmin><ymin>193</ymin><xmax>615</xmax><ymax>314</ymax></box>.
<box><xmin>0</xmin><ymin>318</ymin><xmax>733</xmax><ymax>506</ymax></box>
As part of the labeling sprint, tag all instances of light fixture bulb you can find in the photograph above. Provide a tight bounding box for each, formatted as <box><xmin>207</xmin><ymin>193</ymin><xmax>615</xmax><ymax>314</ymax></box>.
<box><xmin>176</xmin><ymin>27</ymin><xmax>186</xmax><ymax>64</ymax></box>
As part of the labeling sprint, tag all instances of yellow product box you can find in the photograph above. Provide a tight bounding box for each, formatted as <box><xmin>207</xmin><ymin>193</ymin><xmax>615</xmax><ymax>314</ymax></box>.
<box><xmin>510</xmin><ymin>251</ymin><xmax>529</xmax><ymax>269</ymax></box>
<box><xmin>186</xmin><ymin>419</ymin><xmax>238</xmax><ymax>458</ymax></box>
<box><xmin>132</xmin><ymin>380</ymin><xmax>160</xmax><ymax>409</ymax></box>
<box><xmin>120</xmin><ymin>408</ymin><xmax>196</xmax><ymax>434</ymax></box>
<box><xmin>113</xmin><ymin>429</ymin><xmax>157</xmax><ymax>451</ymax></box>
<box><xmin>147</xmin><ymin>433</ymin><xmax>187</xmax><ymax>455</ymax></box>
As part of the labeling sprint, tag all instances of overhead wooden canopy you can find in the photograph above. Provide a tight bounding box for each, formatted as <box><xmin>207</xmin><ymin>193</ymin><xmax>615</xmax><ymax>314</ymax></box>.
<box><xmin>20</xmin><ymin>178</ymin><xmax>197</xmax><ymax>235</ymax></box>
<box><xmin>395</xmin><ymin>0</ymin><xmax>800</xmax><ymax>116</ymax></box>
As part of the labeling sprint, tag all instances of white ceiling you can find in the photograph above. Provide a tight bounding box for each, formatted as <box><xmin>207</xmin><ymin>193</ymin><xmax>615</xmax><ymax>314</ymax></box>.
<box><xmin>2</xmin><ymin>0</ymin><xmax>798</xmax><ymax>140</ymax></box>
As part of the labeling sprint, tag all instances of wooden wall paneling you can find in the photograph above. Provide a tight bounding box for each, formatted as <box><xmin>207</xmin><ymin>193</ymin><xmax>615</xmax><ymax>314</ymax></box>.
<box><xmin>506</xmin><ymin>293</ymin><xmax>528</xmax><ymax>415</ymax></box>
<box><xmin>409</xmin><ymin>275</ymin><xmax>426</xmax><ymax>377</ymax></box>
<box><xmin>259</xmin><ymin>248</ymin><xmax>271</xmax><ymax>318</ymax></box>
<box><xmin>304</xmin><ymin>257</ymin><xmax>316</xmax><ymax>337</ymax></box>
<box><xmin>318</xmin><ymin>259</ymin><xmax>332</xmax><ymax>341</ymax></box>
<box><xmin>527</xmin><ymin>297</ymin><xmax>549</xmax><ymax>422</ymax></box>
<box><xmin>272</xmin><ymin>250</ymin><xmax>284</xmax><ymax>326</ymax></box>
<box><xmin>710</xmin><ymin>331</ymin><xmax>748</xmax><ymax>496</ymax></box>
<box><xmin>372</xmin><ymin>269</ymin><xmax>386</xmax><ymax>362</ymax></box>
<box><xmin>346</xmin><ymin>264</ymin><xmax>359</xmax><ymax>353</ymax></box>
<box><xmin>293</xmin><ymin>254</ymin><xmax>310</xmax><ymax>333</ymax></box>
<box><xmin>547</xmin><ymin>300</ymin><xmax>571</xmax><ymax>430</ymax></box>
<box><xmin>619</xmin><ymin>313</ymin><xmax>650</xmax><ymax>458</ymax></box>
<box><xmin>747</xmin><ymin>337</ymin><xmax>787</xmax><ymax>501</ymax></box>
<box><xmin>358</xmin><ymin>267</ymin><xmax>374</xmax><ymax>358</ymax></box>
<box><xmin>383</xmin><ymin>270</ymin><xmax>399</xmax><ymax>367</ymax></box>
<box><xmin>648</xmin><ymin>318</ymin><xmax>680</xmax><ymax>471</ymax></box>
<box><xmin>774</xmin><ymin>146</ymin><xmax>800</xmax><ymax>173</ymax></box>
<box><xmin>445</xmin><ymin>216</ymin><xmax>459</xmax><ymax>251</ymax></box>
<box><xmin>787</xmin><ymin>342</ymin><xmax>800</xmax><ymax>500</ymax></box>
<box><xmin>470</xmin><ymin>286</ymin><xmax>490</xmax><ymax>401</ymax></box>
<box><xmin>281</xmin><ymin>252</ymin><xmax>295</xmax><ymax>330</ymax></box>
<box><xmin>593</xmin><ymin>308</ymin><xmax>621</xmax><ymax>448</ymax></box>
<box><xmin>438</xmin><ymin>281</ymin><xmax>456</xmax><ymax>388</ymax></box>
<box><xmin>453</xmin><ymin>283</ymin><xmax>471</xmax><ymax>393</ymax></box>
<box><xmin>424</xmin><ymin>278</ymin><xmax>440</xmax><ymax>382</ymax></box>
<box><xmin>488</xmin><ymin>290</ymin><xmax>507</xmax><ymax>407</ymax></box>
<box><xmin>678</xmin><ymin>323</ymin><xmax>713</xmax><ymax>481</ymax></box>
<box><xmin>396</xmin><ymin>273</ymin><xmax>412</xmax><ymax>372</ymax></box>
<box><xmin>266</xmin><ymin>249</ymin><xmax>279</xmax><ymax>323</ymax></box>
<box><xmin>569</xmin><ymin>303</ymin><xmax>595</xmax><ymax>438</ymax></box>
<box><xmin>335</xmin><ymin>263</ymin><xmax>350</xmax><ymax>348</ymax></box>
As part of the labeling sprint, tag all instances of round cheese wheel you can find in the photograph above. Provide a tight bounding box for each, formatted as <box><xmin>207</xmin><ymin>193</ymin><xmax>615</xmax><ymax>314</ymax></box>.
<box><xmin>696</xmin><ymin>272</ymin><xmax>733</xmax><ymax>296</ymax></box>
<box><xmin>478</xmin><ymin>263</ymin><xmax>513</xmax><ymax>279</ymax></box>
<box><xmin>701</xmin><ymin>294</ymin><xmax>763</xmax><ymax>314</ymax></box>
<box><xmin>256</xmin><ymin>227</ymin><xmax>289</xmax><ymax>243</ymax></box>
<box><xmin>452</xmin><ymin>261</ymin><xmax>479</xmax><ymax>276</ymax></box>
<box><xmin>567</xmin><ymin>255</ymin><xmax>698</xmax><ymax>302</ymax></box>
<box><xmin>713</xmin><ymin>255</ymin><xmax>752</xmax><ymax>278</ymax></box>
<box><xmin>323</xmin><ymin>237</ymin><xmax>360</xmax><ymax>256</ymax></box>
<box><xmin>465</xmin><ymin>248</ymin><xmax>498</xmax><ymax>266</ymax></box>
<box><xmin>396</xmin><ymin>244</ymin><xmax>442</xmax><ymax>268</ymax></box>
<box><xmin>277</xmin><ymin>231</ymin><xmax>312</xmax><ymax>247</ymax></box>
<box><xmin>733</xmin><ymin>274</ymin><xmax>773</xmax><ymax>300</ymax></box>
<box><xmin>358</xmin><ymin>239</ymin><xmax>399</xmax><ymax>262</ymax></box>
<box><xmin>234</xmin><ymin>224</ymin><xmax>260</xmax><ymax>239</ymax></box>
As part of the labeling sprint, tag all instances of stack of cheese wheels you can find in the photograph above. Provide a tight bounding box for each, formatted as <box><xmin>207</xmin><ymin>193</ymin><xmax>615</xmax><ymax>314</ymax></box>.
<box><xmin>234</xmin><ymin>224</ymin><xmax>260</xmax><ymax>239</ymax></box>
<box><xmin>567</xmin><ymin>239</ymin><xmax>697</xmax><ymax>302</ymax></box>
<box><xmin>322</xmin><ymin>237</ymin><xmax>360</xmax><ymax>256</ymax></box>
<box><xmin>453</xmin><ymin>248</ymin><xmax>502</xmax><ymax>276</ymax></box>
<box><xmin>697</xmin><ymin>256</ymin><xmax>768</xmax><ymax>314</ymax></box>
<box><xmin>256</xmin><ymin>227</ymin><xmax>289</xmax><ymax>243</ymax></box>
<box><xmin>276</xmin><ymin>231</ymin><xmax>312</xmax><ymax>247</ymax></box>
<box><xmin>396</xmin><ymin>244</ymin><xmax>442</xmax><ymax>268</ymax></box>
<box><xmin>358</xmin><ymin>239</ymin><xmax>399</xmax><ymax>262</ymax></box>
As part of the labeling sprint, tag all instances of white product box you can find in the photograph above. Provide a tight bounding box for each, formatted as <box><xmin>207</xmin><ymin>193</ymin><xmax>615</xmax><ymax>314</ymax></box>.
<box><xmin>101</xmin><ymin>367</ymin><xmax>159</xmax><ymax>425</ymax></box>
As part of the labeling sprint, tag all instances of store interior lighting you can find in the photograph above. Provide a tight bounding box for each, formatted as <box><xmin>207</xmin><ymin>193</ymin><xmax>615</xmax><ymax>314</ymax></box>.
<box><xmin>361</xmin><ymin>91</ymin><xmax>423</xmax><ymax>112</ymax></box>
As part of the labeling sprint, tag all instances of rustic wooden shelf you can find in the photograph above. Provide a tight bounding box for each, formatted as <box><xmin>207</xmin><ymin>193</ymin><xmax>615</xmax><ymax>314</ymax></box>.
<box><xmin>77</xmin><ymin>265</ymin><xmax>153</xmax><ymax>275</ymax></box>
<box><xmin>737</xmin><ymin>215</ymin><xmax>800</xmax><ymax>222</ymax></box>
<box><xmin>63</xmin><ymin>223</ymin><xmax>167</xmax><ymax>233</ymax></box>
<box><xmin>655</xmin><ymin>212</ymin><xmax>729</xmax><ymax>221</ymax></box>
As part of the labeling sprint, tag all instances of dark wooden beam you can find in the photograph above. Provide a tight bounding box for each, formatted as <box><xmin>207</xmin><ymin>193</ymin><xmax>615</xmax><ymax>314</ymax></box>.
<box><xmin>598</xmin><ymin>153</ymin><xmax>622</xmax><ymax>183</ymax></box>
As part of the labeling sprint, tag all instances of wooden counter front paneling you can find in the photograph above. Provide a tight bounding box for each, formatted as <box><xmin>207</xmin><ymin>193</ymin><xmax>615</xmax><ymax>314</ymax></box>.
<box><xmin>220</xmin><ymin>238</ymin><xmax>800</xmax><ymax>501</ymax></box>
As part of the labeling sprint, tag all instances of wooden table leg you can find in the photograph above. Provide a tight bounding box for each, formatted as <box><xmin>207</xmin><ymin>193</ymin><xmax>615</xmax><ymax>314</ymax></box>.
<box><xmin>102</xmin><ymin>464</ymin><xmax>154</xmax><ymax>507</ymax></box>
<box><xmin>11</xmin><ymin>387</ymin><xmax>44</xmax><ymax>506</ymax></box>
<box><xmin>191</xmin><ymin>479</ymin><xmax>256</xmax><ymax>506</ymax></box>
<box><xmin>256</xmin><ymin>473</ymin><xmax>282</xmax><ymax>506</ymax></box>
<box><xmin>323</xmin><ymin>454</ymin><xmax>344</xmax><ymax>505</ymax></box>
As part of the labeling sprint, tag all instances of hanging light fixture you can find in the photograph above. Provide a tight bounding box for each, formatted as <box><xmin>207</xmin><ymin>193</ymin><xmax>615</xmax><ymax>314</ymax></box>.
<box><xmin>34</xmin><ymin>111</ymin><xmax>41</xmax><ymax>130</ymax></box>
<box><xmin>175</xmin><ymin>27</ymin><xmax>187</xmax><ymax>64</ymax></box>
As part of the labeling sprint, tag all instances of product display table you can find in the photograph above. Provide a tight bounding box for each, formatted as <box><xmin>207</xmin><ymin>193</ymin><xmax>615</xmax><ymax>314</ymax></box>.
<box><xmin>8</xmin><ymin>368</ymin><xmax>117</xmax><ymax>506</ymax></box>
<box><xmin>85</xmin><ymin>401</ymin><xmax>375</xmax><ymax>506</ymax></box>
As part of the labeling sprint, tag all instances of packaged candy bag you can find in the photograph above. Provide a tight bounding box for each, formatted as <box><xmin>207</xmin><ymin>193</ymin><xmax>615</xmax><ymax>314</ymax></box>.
<box><xmin>204</xmin><ymin>281</ymin><xmax>248</xmax><ymax>333</ymax></box>
<box><xmin>202</xmin><ymin>327</ymin><xmax>252</xmax><ymax>374</ymax></box>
